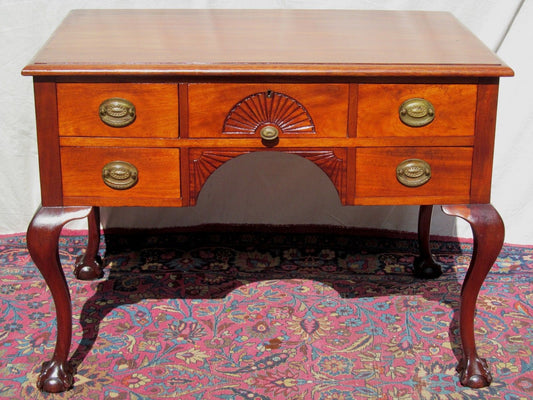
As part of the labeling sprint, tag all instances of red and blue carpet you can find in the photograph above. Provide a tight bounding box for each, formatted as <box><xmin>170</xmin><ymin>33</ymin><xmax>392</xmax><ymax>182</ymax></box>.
<box><xmin>0</xmin><ymin>229</ymin><xmax>531</xmax><ymax>399</ymax></box>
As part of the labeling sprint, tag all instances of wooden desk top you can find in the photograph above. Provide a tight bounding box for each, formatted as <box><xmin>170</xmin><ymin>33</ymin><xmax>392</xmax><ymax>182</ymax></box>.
<box><xmin>23</xmin><ymin>9</ymin><xmax>513</xmax><ymax>77</ymax></box>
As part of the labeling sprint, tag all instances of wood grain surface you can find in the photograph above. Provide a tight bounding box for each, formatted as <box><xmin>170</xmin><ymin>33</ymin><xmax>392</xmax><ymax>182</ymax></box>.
<box><xmin>187</xmin><ymin>83</ymin><xmax>349</xmax><ymax>138</ymax></box>
<box><xmin>357</xmin><ymin>84</ymin><xmax>477</xmax><ymax>137</ymax></box>
<box><xmin>353</xmin><ymin>147</ymin><xmax>473</xmax><ymax>205</ymax></box>
<box><xmin>61</xmin><ymin>147</ymin><xmax>182</xmax><ymax>206</ymax></box>
<box><xmin>57</xmin><ymin>83</ymin><xmax>179</xmax><ymax>138</ymax></box>
<box><xmin>22</xmin><ymin>10</ymin><xmax>513</xmax><ymax>77</ymax></box>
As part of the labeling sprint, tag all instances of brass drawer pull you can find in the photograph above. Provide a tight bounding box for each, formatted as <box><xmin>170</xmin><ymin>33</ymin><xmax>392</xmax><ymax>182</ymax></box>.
<box><xmin>102</xmin><ymin>161</ymin><xmax>138</xmax><ymax>190</ymax></box>
<box><xmin>99</xmin><ymin>98</ymin><xmax>136</xmax><ymax>127</ymax></box>
<box><xmin>396</xmin><ymin>159</ymin><xmax>431</xmax><ymax>187</ymax></box>
<box><xmin>259</xmin><ymin>125</ymin><xmax>279</xmax><ymax>142</ymax></box>
<box><xmin>399</xmin><ymin>98</ymin><xmax>435</xmax><ymax>127</ymax></box>
<box><xmin>259</xmin><ymin>125</ymin><xmax>280</xmax><ymax>146</ymax></box>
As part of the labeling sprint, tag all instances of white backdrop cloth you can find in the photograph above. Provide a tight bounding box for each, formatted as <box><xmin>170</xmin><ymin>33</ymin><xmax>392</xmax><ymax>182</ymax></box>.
<box><xmin>1</xmin><ymin>0</ymin><xmax>531</xmax><ymax>244</ymax></box>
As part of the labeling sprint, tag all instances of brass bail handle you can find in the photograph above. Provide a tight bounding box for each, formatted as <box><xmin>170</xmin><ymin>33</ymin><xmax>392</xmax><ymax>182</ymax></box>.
<box><xmin>102</xmin><ymin>161</ymin><xmax>138</xmax><ymax>190</ymax></box>
<box><xmin>399</xmin><ymin>98</ymin><xmax>435</xmax><ymax>127</ymax></box>
<box><xmin>99</xmin><ymin>97</ymin><xmax>136</xmax><ymax>127</ymax></box>
<box><xmin>396</xmin><ymin>158</ymin><xmax>432</xmax><ymax>187</ymax></box>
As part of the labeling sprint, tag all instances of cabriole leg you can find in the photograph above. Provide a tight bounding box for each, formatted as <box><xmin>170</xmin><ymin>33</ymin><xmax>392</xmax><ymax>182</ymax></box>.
<box><xmin>74</xmin><ymin>206</ymin><xmax>103</xmax><ymax>280</ymax></box>
<box><xmin>27</xmin><ymin>205</ymin><xmax>94</xmax><ymax>393</ymax></box>
<box><xmin>414</xmin><ymin>205</ymin><xmax>443</xmax><ymax>279</ymax></box>
<box><xmin>441</xmin><ymin>204</ymin><xmax>504</xmax><ymax>388</ymax></box>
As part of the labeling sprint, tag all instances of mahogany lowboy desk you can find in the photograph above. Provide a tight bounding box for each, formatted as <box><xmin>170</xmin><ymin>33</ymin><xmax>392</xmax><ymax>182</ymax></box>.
<box><xmin>22</xmin><ymin>9</ymin><xmax>513</xmax><ymax>393</ymax></box>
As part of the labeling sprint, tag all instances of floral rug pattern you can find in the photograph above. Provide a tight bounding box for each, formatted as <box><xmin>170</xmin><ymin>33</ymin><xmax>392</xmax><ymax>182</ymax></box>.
<box><xmin>0</xmin><ymin>230</ymin><xmax>532</xmax><ymax>399</ymax></box>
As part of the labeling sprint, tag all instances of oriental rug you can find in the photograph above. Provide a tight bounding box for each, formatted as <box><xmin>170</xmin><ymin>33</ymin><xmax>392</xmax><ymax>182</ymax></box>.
<box><xmin>0</xmin><ymin>228</ymin><xmax>531</xmax><ymax>399</ymax></box>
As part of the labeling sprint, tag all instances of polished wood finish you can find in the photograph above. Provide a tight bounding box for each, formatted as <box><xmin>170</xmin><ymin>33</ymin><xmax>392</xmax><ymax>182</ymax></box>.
<box><xmin>27</xmin><ymin>206</ymin><xmax>96</xmax><ymax>392</ymax></box>
<box><xmin>470</xmin><ymin>78</ymin><xmax>501</xmax><ymax>203</ymax></box>
<box><xmin>57</xmin><ymin>135</ymin><xmax>476</xmax><ymax>149</ymax></box>
<box><xmin>22</xmin><ymin>10</ymin><xmax>512</xmax><ymax>392</ymax></box>
<box><xmin>441</xmin><ymin>204</ymin><xmax>505</xmax><ymax>388</ymax></box>
<box><xmin>33</xmin><ymin>80</ymin><xmax>63</xmax><ymax>206</ymax></box>
<box><xmin>60</xmin><ymin>147</ymin><xmax>182</xmax><ymax>206</ymax></box>
<box><xmin>414</xmin><ymin>205</ymin><xmax>443</xmax><ymax>279</ymax></box>
<box><xmin>357</xmin><ymin>84</ymin><xmax>477</xmax><ymax>137</ymax></box>
<box><xmin>353</xmin><ymin>147</ymin><xmax>473</xmax><ymax>205</ymax></box>
<box><xmin>74</xmin><ymin>207</ymin><xmax>103</xmax><ymax>280</ymax></box>
<box><xmin>188</xmin><ymin>83</ymin><xmax>349</xmax><ymax>138</ymax></box>
<box><xmin>22</xmin><ymin>10</ymin><xmax>512</xmax><ymax>77</ymax></box>
<box><xmin>57</xmin><ymin>83</ymin><xmax>179</xmax><ymax>138</ymax></box>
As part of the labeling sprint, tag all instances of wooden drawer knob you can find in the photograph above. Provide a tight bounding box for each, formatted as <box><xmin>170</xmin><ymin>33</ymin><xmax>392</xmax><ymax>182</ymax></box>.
<box><xmin>102</xmin><ymin>161</ymin><xmax>138</xmax><ymax>190</ymax></box>
<box><xmin>399</xmin><ymin>98</ymin><xmax>435</xmax><ymax>127</ymax></box>
<box><xmin>99</xmin><ymin>97</ymin><xmax>136</xmax><ymax>127</ymax></box>
<box><xmin>396</xmin><ymin>158</ymin><xmax>431</xmax><ymax>187</ymax></box>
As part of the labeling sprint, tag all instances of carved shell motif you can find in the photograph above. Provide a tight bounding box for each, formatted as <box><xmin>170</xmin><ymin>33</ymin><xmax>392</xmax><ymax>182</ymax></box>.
<box><xmin>189</xmin><ymin>149</ymin><xmax>345</xmax><ymax>205</ymax></box>
<box><xmin>223</xmin><ymin>91</ymin><xmax>316</xmax><ymax>135</ymax></box>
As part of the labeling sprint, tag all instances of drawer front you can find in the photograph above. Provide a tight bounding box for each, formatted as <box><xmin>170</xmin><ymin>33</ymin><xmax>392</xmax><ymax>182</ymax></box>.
<box><xmin>353</xmin><ymin>147</ymin><xmax>473</xmax><ymax>205</ymax></box>
<box><xmin>57</xmin><ymin>83</ymin><xmax>179</xmax><ymax>138</ymax></box>
<box><xmin>188</xmin><ymin>83</ymin><xmax>349</xmax><ymax>138</ymax></box>
<box><xmin>357</xmin><ymin>84</ymin><xmax>477</xmax><ymax>137</ymax></box>
<box><xmin>61</xmin><ymin>147</ymin><xmax>181</xmax><ymax>206</ymax></box>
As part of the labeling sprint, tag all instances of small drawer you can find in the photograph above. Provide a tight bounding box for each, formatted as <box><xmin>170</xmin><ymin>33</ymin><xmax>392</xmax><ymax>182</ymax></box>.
<box><xmin>187</xmin><ymin>83</ymin><xmax>349</xmax><ymax>138</ymax></box>
<box><xmin>353</xmin><ymin>147</ymin><xmax>473</xmax><ymax>205</ymax></box>
<box><xmin>357</xmin><ymin>84</ymin><xmax>477</xmax><ymax>137</ymax></box>
<box><xmin>61</xmin><ymin>147</ymin><xmax>181</xmax><ymax>206</ymax></box>
<box><xmin>57</xmin><ymin>83</ymin><xmax>179</xmax><ymax>138</ymax></box>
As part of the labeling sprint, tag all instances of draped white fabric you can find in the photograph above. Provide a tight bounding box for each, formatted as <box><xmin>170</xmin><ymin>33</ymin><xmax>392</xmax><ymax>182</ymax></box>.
<box><xmin>1</xmin><ymin>0</ymin><xmax>531</xmax><ymax>244</ymax></box>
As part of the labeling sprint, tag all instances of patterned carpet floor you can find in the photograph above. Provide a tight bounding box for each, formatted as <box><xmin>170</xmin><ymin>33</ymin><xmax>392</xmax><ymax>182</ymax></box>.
<box><xmin>0</xmin><ymin>228</ymin><xmax>531</xmax><ymax>399</ymax></box>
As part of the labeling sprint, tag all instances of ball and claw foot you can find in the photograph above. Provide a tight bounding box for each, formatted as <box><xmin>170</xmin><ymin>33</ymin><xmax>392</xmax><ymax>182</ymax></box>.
<box><xmin>74</xmin><ymin>254</ymin><xmax>103</xmax><ymax>280</ymax></box>
<box><xmin>413</xmin><ymin>256</ymin><xmax>442</xmax><ymax>279</ymax></box>
<box><xmin>457</xmin><ymin>357</ymin><xmax>492</xmax><ymax>388</ymax></box>
<box><xmin>37</xmin><ymin>360</ymin><xmax>75</xmax><ymax>393</ymax></box>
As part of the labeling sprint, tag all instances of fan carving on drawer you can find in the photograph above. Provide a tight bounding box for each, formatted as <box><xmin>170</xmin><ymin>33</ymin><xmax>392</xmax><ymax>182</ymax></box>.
<box><xmin>222</xmin><ymin>90</ymin><xmax>316</xmax><ymax>135</ymax></box>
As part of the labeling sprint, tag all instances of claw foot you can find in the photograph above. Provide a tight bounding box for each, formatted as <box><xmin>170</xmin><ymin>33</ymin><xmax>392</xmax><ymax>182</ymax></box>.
<box><xmin>457</xmin><ymin>357</ymin><xmax>492</xmax><ymax>388</ymax></box>
<box><xmin>413</xmin><ymin>256</ymin><xmax>442</xmax><ymax>279</ymax></box>
<box><xmin>74</xmin><ymin>254</ymin><xmax>103</xmax><ymax>280</ymax></box>
<box><xmin>37</xmin><ymin>359</ymin><xmax>75</xmax><ymax>393</ymax></box>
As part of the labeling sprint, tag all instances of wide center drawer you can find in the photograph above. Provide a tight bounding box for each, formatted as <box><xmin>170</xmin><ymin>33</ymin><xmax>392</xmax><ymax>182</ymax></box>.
<box><xmin>187</xmin><ymin>83</ymin><xmax>349</xmax><ymax>138</ymax></box>
<box><xmin>57</xmin><ymin>83</ymin><xmax>179</xmax><ymax>138</ymax></box>
<box><xmin>60</xmin><ymin>147</ymin><xmax>181</xmax><ymax>207</ymax></box>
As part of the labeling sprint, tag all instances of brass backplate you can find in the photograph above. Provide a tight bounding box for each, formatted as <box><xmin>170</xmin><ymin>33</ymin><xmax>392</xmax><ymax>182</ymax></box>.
<box><xmin>399</xmin><ymin>98</ymin><xmax>435</xmax><ymax>127</ymax></box>
<box><xmin>99</xmin><ymin>98</ymin><xmax>136</xmax><ymax>127</ymax></box>
<box><xmin>396</xmin><ymin>158</ymin><xmax>431</xmax><ymax>187</ymax></box>
<box><xmin>102</xmin><ymin>160</ymin><xmax>138</xmax><ymax>190</ymax></box>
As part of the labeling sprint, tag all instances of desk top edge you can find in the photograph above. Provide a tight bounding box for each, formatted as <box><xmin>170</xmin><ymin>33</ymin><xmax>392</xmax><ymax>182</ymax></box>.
<box><xmin>22</xmin><ymin>9</ymin><xmax>514</xmax><ymax>77</ymax></box>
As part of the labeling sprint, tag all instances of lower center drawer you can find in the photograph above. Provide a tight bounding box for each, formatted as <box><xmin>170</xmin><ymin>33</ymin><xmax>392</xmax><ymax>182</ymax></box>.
<box><xmin>61</xmin><ymin>147</ymin><xmax>182</xmax><ymax>207</ymax></box>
